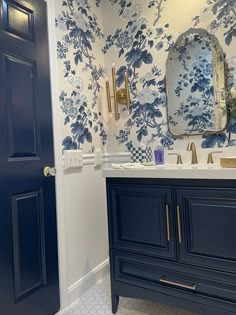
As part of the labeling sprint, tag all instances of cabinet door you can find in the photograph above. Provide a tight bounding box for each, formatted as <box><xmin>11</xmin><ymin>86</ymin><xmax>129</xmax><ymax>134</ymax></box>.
<box><xmin>176</xmin><ymin>187</ymin><xmax>236</xmax><ymax>273</ymax></box>
<box><xmin>107</xmin><ymin>183</ymin><xmax>176</xmax><ymax>260</ymax></box>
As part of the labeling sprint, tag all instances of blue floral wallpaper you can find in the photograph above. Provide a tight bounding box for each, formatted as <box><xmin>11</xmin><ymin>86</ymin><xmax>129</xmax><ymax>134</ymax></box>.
<box><xmin>55</xmin><ymin>0</ymin><xmax>236</xmax><ymax>152</ymax></box>
<box><xmin>55</xmin><ymin>0</ymin><xmax>107</xmax><ymax>152</ymax></box>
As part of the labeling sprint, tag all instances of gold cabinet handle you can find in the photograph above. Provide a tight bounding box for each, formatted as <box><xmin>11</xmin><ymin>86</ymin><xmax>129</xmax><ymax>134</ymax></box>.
<box><xmin>160</xmin><ymin>277</ymin><xmax>196</xmax><ymax>290</ymax></box>
<box><xmin>177</xmin><ymin>205</ymin><xmax>182</xmax><ymax>243</ymax></box>
<box><xmin>165</xmin><ymin>204</ymin><xmax>171</xmax><ymax>241</ymax></box>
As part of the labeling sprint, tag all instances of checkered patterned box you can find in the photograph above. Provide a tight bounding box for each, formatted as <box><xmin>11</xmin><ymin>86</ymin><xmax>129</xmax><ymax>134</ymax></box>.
<box><xmin>130</xmin><ymin>146</ymin><xmax>153</xmax><ymax>163</ymax></box>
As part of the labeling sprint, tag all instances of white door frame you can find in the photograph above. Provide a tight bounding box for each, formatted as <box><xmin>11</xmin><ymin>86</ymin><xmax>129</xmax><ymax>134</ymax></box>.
<box><xmin>44</xmin><ymin>0</ymin><xmax>68</xmax><ymax>309</ymax></box>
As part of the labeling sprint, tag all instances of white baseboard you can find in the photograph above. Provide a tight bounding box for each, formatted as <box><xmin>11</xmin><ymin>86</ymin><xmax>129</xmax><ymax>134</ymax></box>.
<box><xmin>62</xmin><ymin>259</ymin><xmax>109</xmax><ymax>309</ymax></box>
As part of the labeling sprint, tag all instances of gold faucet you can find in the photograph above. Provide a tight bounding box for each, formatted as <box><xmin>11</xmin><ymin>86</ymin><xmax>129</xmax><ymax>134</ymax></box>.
<box><xmin>187</xmin><ymin>142</ymin><xmax>198</xmax><ymax>164</ymax></box>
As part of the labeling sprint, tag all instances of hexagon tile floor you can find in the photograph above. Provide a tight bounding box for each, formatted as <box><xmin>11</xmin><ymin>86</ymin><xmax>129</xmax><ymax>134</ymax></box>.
<box><xmin>59</xmin><ymin>274</ymin><xmax>198</xmax><ymax>315</ymax></box>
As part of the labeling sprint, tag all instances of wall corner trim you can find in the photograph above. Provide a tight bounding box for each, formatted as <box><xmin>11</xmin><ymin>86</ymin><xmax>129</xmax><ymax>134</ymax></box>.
<box><xmin>65</xmin><ymin>259</ymin><xmax>109</xmax><ymax>308</ymax></box>
<box><xmin>45</xmin><ymin>0</ymin><xmax>68</xmax><ymax>310</ymax></box>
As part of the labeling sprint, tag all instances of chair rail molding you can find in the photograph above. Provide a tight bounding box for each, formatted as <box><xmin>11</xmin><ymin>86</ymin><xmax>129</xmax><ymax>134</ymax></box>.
<box><xmin>62</xmin><ymin>152</ymin><xmax>131</xmax><ymax>167</ymax></box>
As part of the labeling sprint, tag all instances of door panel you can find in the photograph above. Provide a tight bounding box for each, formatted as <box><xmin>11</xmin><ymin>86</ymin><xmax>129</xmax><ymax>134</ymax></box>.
<box><xmin>0</xmin><ymin>0</ymin><xmax>59</xmax><ymax>314</ymax></box>
<box><xmin>2</xmin><ymin>0</ymin><xmax>34</xmax><ymax>41</ymax></box>
<box><xmin>4</xmin><ymin>53</ymin><xmax>39</xmax><ymax>159</ymax></box>
<box><xmin>12</xmin><ymin>190</ymin><xmax>46</xmax><ymax>302</ymax></box>
<box><xmin>176</xmin><ymin>187</ymin><xmax>236</xmax><ymax>273</ymax></box>
<box><xmin>107</xmin><ymin>183</ymin><xmax>176</xmax><ymax>260</ymax></box>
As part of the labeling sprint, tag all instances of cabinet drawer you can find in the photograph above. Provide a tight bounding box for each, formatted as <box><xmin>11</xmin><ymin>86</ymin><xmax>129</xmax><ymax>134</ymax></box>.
<box><xmin>112</xmin><ymin>250</ymin><xmax>236</xmax><ymax>312</ymax></box>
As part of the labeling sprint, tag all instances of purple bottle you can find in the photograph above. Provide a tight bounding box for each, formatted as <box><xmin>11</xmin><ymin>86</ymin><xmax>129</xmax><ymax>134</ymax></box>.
<box><xmin>154</xmin><ymin>142</ymin><xmax>164</xmax><ymax>165</ymax></box>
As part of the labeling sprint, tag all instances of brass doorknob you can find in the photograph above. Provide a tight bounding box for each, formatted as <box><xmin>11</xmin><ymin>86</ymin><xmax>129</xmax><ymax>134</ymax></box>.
<box><xmin>43</xmin><ymin>166</ymin><xmax>56</xmax><ymax>177</ymax></box>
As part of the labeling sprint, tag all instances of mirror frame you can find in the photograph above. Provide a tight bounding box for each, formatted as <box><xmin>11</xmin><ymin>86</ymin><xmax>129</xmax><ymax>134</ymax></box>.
<box><xmin>165</xmin><ymin>27</ymin><xmax>230</xmax><ymax>138</ymax></box>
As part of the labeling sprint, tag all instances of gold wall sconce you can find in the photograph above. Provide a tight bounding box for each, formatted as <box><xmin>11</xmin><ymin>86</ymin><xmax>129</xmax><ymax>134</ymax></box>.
<box><xmin>106</xmin><ymin>64</ymin><xmax>130</xmax><ymax>120</ymax></box>
<box><xmin>230</xmin><ymin>86</ymin><xmax>236</xmax><ymax>118</ymax></box>
<box><xmin>231</xmin><ymin>87</ymin><xmax>236</xmax><ymax>100</ymax></box>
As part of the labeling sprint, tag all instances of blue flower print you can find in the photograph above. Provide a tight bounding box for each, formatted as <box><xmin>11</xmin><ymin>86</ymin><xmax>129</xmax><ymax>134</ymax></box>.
<box><xmin>57</xmin><ymin>41</ymin><xmax>68</xmax><ymax>59</ymax></box>
<box><xmin>56</xmin><ymin>0</ymin><xmax>107</xmax><ymax>150</ymax></box>
<box><xmin>193</xmin><ymin>0</ymin><xmax>236</xmax><ymax>46</ymax></box>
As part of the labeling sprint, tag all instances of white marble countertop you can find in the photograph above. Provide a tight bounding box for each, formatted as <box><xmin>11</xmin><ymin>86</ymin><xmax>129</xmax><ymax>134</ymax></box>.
<box><xmin>102</xmin><ymin>148</ymin><xmax>236</xmax><ymax>180</ymax></box>
<box><xmin>102</xmin><ymin>166</ymin><xmax>236</xmax><ymax>180</ymax></box>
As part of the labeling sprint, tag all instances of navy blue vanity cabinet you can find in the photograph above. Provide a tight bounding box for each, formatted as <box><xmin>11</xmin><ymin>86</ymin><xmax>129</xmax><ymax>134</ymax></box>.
<box><xmin>176</xmin><ymin>187</ymin><xmax>236</xmax><ymax>273</ymax></box>
<box><xmin>107</xmin><ymin>182</ymin><xmax>176</xmax><ymax>260</ymax></box>
<box><xmin>106</xmin><ymin>178</ymin><xmax>236</xmax><ymax>315</ymax></box>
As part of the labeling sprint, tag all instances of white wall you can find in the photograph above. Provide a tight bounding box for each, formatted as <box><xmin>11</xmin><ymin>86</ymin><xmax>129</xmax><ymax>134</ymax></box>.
<box><xmin>47</xmin><ymin>0</ymin><xmax>110</xmax><ymax>310</ymax></box>
<box><xmin>62</xmin><ymin>163</ymin><xmax>109</xmax><ymax>306</ymax></box>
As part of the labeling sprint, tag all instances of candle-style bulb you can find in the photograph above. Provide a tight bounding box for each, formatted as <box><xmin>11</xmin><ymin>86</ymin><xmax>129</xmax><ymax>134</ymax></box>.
<box><xmin>124</xmin><ymin>69</ymin><xmax>130</xmax><ymax>110</ymax></box>
<box><xmin>106</xmin><ymin>78</ymin><xmax>112</xmax><ymax>113</ymax></box>
<box><xmin>112</xmin><ymin>64</ymin><xmax>119</xmax><ymax>120</ymax></box>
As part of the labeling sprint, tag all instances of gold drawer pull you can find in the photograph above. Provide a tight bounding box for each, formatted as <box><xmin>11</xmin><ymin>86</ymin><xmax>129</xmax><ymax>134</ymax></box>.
<box><xmin>177</xmin><ymin>205</ymin><xmax>182</xmax><ymax>243</ymax></box>
<box><xmin>165</xmin><ymin>204</ymin><xmax>171</xmax><ymax>241</ymax></box>
<box><xmin>160</xmin><ymin>277</ymin><xmax>196</xmax><ymax>290</ymax></box>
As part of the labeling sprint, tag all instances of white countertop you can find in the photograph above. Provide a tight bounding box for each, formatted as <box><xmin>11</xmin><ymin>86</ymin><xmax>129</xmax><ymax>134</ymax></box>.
<box><xmin>102</xmin><ymin>166</ymin><xmax>236</xmax><ymax>180</ymax></box>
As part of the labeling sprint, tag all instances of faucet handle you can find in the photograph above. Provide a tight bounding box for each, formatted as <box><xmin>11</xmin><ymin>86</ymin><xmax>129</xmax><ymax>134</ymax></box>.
<box><xmin>207</xmin><ymin>151</ymin><xmax>223</xmax><ymax>164</ymax></box>
<box><xmin>168</xmin><ymin>153</ymin><xmax>183</xmax><ymax>164</ymax></box>
<box><xmin>186</xmin><ymin>142</ymin><xmax>198</xmax><ymax>164</ymax></box>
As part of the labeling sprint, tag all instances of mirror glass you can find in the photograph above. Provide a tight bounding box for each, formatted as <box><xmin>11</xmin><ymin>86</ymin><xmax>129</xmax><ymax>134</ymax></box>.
<box><xmin>166</xmin><ymin>28</ymin><xmax>228</xmax><ymax>136</ymax></box>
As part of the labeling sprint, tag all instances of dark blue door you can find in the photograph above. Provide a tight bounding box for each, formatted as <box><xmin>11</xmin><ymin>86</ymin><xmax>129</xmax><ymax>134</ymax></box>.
<box><xmin>108</xmin><ymin>183</ymin><xmax>176</xmax><ymax>260</ymax></box>
<box><xmin>176</xmin><ymin>187</ymin><xmax>236</xmax><ymax>273</ymax></box>
<box><xmin>0</xmin><ymin>0</ymin><xmax>60</xmax><ymax>314</ymax></box>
